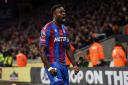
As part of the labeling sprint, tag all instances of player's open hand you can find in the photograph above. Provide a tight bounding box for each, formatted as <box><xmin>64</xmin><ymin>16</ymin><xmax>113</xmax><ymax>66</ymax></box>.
<box><xmin>73</xmin><ymin>65</ymin><xmax>79</xmax><ymax>75</ymax></box>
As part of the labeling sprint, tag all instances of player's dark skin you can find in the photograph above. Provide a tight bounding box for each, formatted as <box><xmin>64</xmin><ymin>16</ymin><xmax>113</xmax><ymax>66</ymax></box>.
<box><xmin>39</xmin><ymin>6</ymin><xmax>79</xmax><ymax>77</ymax></box>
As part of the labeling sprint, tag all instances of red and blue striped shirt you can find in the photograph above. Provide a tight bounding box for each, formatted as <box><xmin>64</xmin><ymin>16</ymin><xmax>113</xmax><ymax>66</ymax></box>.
<box><xmin>39</xmin><ymin>22</ymin><xmax>69</xmax><ymax>64</ymax></box>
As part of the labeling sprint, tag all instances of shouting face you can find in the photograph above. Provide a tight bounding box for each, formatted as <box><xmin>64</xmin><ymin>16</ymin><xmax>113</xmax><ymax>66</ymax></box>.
<box><xmin>53</xmin><ymin>6</ymin><xmax>66</xmax><ymax>24</ymax></box>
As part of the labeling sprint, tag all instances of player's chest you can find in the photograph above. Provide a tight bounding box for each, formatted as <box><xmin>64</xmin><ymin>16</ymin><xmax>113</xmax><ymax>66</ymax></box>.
<box><xmin>50</xmin><ymin>28</ymin><xmax>68</xmax><ymax>42</ymax></box>
<box><xmin>50</xmin><ymin>28</ymin><xmax>66</xmax><ymax>36</ymax></box>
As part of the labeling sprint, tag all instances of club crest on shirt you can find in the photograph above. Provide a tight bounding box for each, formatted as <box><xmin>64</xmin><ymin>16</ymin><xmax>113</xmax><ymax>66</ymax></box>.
<box><xmin>40</xmin><ymin>31</ymin><xmax>46</xmax><ymax>42</ymax></box>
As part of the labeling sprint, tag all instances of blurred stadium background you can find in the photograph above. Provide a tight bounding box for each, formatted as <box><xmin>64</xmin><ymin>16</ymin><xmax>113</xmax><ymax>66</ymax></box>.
<box><xmin>0</xmin><ymin>0</ymin><xmax>128</xmax><ymax>85</ymax></box>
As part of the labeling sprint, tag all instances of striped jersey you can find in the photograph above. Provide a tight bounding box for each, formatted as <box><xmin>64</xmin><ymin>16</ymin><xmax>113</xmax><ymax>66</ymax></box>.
<box><xmin>39</xmin><ymin>22</ymin><xmax>69</xmax><ymax>64</ymax></box>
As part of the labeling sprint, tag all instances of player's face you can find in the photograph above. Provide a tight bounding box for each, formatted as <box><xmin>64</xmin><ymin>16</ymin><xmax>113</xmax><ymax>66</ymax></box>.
<box><xmin>54</xmin><ymin>7</ymin><xmax>66</xmax><ymax>23</ymax></box>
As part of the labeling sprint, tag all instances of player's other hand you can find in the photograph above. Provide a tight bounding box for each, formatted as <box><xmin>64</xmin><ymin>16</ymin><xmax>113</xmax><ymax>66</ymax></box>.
<box><xmin>73</xmin><ymin>65</ymin><xmax>79</xmax><ymax>75</ymax></box>
<box><xmin>48</xmin><ymin>67</ymin><xmax>57</xmax><ymax>76</ymax></box>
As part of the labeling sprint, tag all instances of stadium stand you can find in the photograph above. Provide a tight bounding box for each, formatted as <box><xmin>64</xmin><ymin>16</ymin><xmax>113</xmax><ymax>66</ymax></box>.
<box><xmin>0</xmin><ymin>0</ymin><xmax>127</xmax><ymax>66</ymax></box>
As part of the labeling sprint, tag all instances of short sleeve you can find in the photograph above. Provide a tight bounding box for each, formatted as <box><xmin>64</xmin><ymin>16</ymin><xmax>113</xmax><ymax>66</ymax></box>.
<box><xmin>39</xmin><ymin>25</ymin><xmax>50</xmax><ymax>47</ymax></box>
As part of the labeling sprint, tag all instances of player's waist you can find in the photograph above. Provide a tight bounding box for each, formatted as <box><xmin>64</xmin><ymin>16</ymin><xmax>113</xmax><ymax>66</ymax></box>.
<box><xmin>50</xmin><ymin>61</ymin><xmax>66</xmax><ymax>66</ymax></box>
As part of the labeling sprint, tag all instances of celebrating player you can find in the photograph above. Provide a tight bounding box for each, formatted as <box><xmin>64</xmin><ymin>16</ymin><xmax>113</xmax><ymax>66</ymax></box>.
<box><xmin>39</xmin><ymin>4</ymin><xmax>79</xmax><ymax>85</ymax></box>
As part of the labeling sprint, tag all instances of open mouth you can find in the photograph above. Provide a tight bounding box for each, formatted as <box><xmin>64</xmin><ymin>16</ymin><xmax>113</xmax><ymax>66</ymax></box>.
<box><xmin>62</xmin><ymin>18</ymin><xmax>66</xmax><ymax>21</ymax></box>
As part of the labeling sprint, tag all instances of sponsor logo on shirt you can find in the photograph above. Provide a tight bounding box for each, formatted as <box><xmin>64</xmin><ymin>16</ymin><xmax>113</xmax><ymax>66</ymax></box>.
<box><xmin>54</xmin><ymin>37</ymin><xmax>69</xmax><ymax>42</ymax></box>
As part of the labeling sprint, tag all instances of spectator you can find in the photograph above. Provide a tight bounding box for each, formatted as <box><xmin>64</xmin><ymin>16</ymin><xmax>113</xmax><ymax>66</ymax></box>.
<box><xmin>0</xmin><ymin>51</ymin><xmax>4</xmax><ymax>67</ymax></box>
<box><xmin>16</xmin><ymin>49</ymin><xmax>28</xmax><ymax>67</ymax></box>
<box><xmin>111</xmin><ymin>42</ymin><xmax>127</xmax><ymax>67</ymax></box>
<box><xmin>88</xmin><ymin>37</ymin><xmax>105</xmax><ymax>67</ymax></box>
<box><xmin>77</xmin><ymin>57</ymin><xmax>88</xmax><ymax>67</ymax></box>
<box><xmin>3</xmin><ymin>49</ymin><xmax>13</xmax><ymax>67</ymax></box>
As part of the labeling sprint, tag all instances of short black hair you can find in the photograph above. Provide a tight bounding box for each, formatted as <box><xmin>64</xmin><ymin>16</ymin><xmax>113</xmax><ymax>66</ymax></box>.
<box><xmin>51</xmin><ymin>4</ymin><xmax>63</xmax><ymax>15</ymax></box>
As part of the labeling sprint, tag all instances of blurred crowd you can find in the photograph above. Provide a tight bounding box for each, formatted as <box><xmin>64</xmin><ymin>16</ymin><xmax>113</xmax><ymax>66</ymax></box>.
<box><xmin>0</xmin><ymin>0</ymin><xmax>128</xmax><ymax>64</ymax></box>
<box><xmin>0</xmin><ymin>18</ymin><xmax>40</xmax><ymax>60</ymax></box>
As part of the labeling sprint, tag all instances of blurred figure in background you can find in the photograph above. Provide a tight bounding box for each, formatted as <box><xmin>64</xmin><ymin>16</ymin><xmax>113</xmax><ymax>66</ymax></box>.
<box><xmin>111</xmin><ymin>42</ymin><xmax>127</xmax><ymax>67</ymax></box>
<box><xmin>3</xmin><ymin>49</ymin><xmax>13</xmax><ymax>67</ymax></box>
<box><xmin>16</xmin><ymin>49</ymin><xmax>27</xmax><ymax>67</ymax></box>
<box><xmin>0</xmin><ymin>49</ymin><xmax>4</xmax><ymax>67</ymax></box>
<box><xmin>85</xmin><ymin>50</ymin><xmax>92</xmax><ymax>67</ymax></box>
<box><xmin>88</xmin><ymin>37</ymin><xmax>105</xmax><ymax>67</ymax></box>
<box><xmin>77</xmin><ymin>56</ymin><xmax>89</xmax><ymax>67</ymax></box>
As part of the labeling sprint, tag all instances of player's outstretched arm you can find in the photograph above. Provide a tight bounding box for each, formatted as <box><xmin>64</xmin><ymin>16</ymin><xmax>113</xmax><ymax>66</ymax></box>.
<box><xmin>66</xmin><ymin>44</ymin><xmax>79</xmax><ymax>74</ymax></box>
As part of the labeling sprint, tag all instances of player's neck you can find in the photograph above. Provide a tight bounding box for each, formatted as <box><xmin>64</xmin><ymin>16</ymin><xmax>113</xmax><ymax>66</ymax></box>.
<box><xmin>53</xmin><ymin>20</ymin><xmax>62</xmax><ymax>28</ymax></box>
